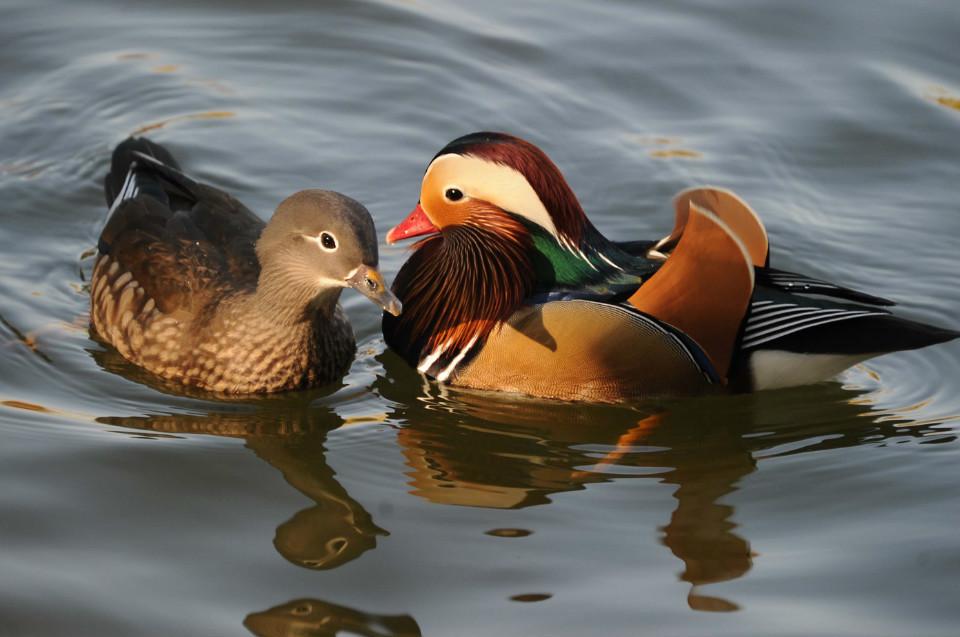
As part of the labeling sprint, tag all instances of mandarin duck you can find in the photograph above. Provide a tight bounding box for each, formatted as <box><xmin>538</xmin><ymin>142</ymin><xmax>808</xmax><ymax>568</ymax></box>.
<box><xmin>382</xmin><ymin>132</ymin><xmax>957</xmax><ymax>402</ymax></box>
<box><xmin>91</xmin><ymin>137</ymin><xmax>400</xmax><ymax>394</ymax></box>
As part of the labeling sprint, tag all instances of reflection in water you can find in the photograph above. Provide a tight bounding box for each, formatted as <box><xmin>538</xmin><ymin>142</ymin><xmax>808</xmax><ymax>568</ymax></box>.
<box><xmin>244</xmin><ymin>598</ymin><xmax>421</xmax><ymax>637</ymax></box>
<box><xmin>97</xmin><ymin>345</ymin><xmax>950</xmax><ymax>615</ymax></box>
<box><xmin>508</xmin><ymin>593</ymin><xmax>553</xmax><ymax>603</ymax></box>
<box><xmin>98</xmin><ymin>400</ymin><xmax>387</xmax><ymax>571</ymax></box>
<box><xmin>653</xmin><ymin>415</ymin><xmax>753</xmax><ymax>613</ymax></box>
<box><xmin>375</xmin><ymin>353</ymin><xmax>948</xmax><ymax>611</ymax></box>
<box><xmin>1</xmin><ymin>308</ymin><xmax>53</xmax><ymax>363</ymax></box>
<box><xmin>249</xmin><ymin>435</ymin><xmax>388</xmax><ymax>570</ymax></box>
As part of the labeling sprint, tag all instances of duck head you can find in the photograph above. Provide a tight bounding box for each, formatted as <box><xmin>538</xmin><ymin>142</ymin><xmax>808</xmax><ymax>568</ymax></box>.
<box><xmin>386</xmin><ymin>132</ymin><xmax>589</xmax><ymax>247</ymax></box>
<box><xmin>257</xmin><ymin>189</ymin><xmax>401</xmax><ymax>319</ymax></box>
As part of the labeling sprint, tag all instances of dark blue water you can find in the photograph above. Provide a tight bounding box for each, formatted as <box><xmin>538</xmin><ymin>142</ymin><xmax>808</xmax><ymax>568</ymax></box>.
<box><xmin>2</xmin><ymin>0</ymin><xmax>959</xmax><ymax>635</ymax></box>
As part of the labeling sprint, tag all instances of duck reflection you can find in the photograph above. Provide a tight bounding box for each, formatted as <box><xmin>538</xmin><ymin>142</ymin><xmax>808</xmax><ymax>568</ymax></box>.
<box><xmin>94</xmin><ymin>338</ymin><xmax>389</xmax><ymax>569</ymax></box>
<box><xmin>98</xmin><ymin>400</ymin><xmax>387</xmax><ymax>570</ymax></box>
<box><xmin>249</xmin><ymin>432</ymin><xmax>389</xmax><ymax>570</ymax></box>
<box><xmin>244</xmin><ymin>598</ymin><xmax>421</xmax><ymax>637</ymax></box>
<box><xmin>375</xmin><ymin>352</ymin><xmax>945</xmax><ymax>612</ymax></box>
<box><xmin>95</xmin><ymin>342</ymin><xmax>945</xmax><ymax>614</ymax></box>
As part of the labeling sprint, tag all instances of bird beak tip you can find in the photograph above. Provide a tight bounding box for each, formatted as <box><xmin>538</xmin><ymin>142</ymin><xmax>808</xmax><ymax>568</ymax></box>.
<box><xmin>385</xmin><ymin>299</ymin><xmax>403</xmax><ymax>317</ymax></box>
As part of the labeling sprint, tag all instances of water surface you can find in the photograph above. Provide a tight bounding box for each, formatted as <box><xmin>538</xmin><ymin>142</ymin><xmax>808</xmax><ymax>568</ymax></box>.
<box><xmin>2</xmin><ymin>0</ymin><xmax>960</xmax><ymax>635</ymax></box>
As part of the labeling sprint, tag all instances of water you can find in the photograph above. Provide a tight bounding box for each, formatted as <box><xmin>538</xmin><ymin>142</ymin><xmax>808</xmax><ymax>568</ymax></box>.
<box><xmin>2</xmin><ymin>0</ymin><xmax>959</xmax><ymax>635</ymax></box>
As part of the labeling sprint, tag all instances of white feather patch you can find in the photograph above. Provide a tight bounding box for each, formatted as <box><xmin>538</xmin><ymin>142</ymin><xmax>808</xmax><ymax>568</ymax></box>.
<box><xmin>750</xmin><ymin>350</ymin><xmax>871</xmax><ymax>391</ymax></box>
<box><xmin>108</xmin><ymin>168</ymin><xmax>138</xmax><ymax>214</ymax></box>
<box><xmin>417</xmin><ymin>340</ymin><xmax>450</xmax><ymax>374</ymax></box>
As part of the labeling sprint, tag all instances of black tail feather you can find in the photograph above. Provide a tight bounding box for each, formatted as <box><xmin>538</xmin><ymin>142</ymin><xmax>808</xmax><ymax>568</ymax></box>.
<box><xmin>104</xmin><ymin>137</ymin><xmax>180</xmax><ymax>207</ymax></box>
<box><xmin>757</xmin><ymin>267</ymin><xmax>896</xmax><ymax>307</ymax></box>
<box><xmin>766</xmin><ymin>313</ymin><xmax>960</xmax><ymax>355</ymax></box>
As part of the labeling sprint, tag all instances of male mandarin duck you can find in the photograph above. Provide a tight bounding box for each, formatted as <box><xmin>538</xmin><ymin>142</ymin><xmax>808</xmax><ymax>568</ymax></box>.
<box><xmin>91</xmin><ymin>138</ymin><xmax>401</xmax><ymax>394</ymax></box>
<box><xmin>383</xmin><ymin>131</ymin><xmax>958</xmax><ymax>402</ymax></box>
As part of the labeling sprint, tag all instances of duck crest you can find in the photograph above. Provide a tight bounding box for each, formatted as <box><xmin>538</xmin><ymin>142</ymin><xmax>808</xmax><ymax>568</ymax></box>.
<box><xmin>384</xmin><ymin>211</ymin><xmax>535</xmax><ymax>379</ymax></box>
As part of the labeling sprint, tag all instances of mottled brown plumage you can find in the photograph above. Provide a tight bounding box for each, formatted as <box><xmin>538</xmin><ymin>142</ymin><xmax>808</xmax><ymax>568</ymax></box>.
<box><xmin>91</xmin><ymin>138</ymin><xmax>400</xmax><ymax>394</ymax></box>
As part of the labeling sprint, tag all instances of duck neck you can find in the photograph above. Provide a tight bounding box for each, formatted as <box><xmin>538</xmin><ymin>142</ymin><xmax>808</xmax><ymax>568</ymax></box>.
<box><xmin>384</xmin><ymin>215</ymin><xmax>536</xmax><ymax>370</ymax></box>
<box><xmin>252</xmin><ymin>262</ymin><xmax>343</xmax><ymax>327</ymax></box>
<box><xmin>523</xmin><ymin>219</ymin><xmax>651</xmax><ymax>296</ymax></box>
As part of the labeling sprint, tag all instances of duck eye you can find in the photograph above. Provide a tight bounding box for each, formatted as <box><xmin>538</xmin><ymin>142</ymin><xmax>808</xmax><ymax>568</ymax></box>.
<box><xmin>320</xmin><ymin>232</ymin><xmax>337</xmax><ymax>251</ymax></box>
<box><xmin>444</xmin><ymin>187</ymin><xmax>464</xmax><ymax>202</ymax></box>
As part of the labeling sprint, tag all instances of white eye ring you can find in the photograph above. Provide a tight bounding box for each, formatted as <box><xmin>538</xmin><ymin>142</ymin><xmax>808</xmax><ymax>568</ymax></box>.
<box><xmin>311</xmin><ymin>231</ymin><xmax>338</xmax><ymax>252</ymax></box>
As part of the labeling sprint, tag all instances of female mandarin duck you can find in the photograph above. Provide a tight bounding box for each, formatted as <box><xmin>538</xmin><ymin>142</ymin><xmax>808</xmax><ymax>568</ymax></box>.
<box><xmin>383</xmin><ymin>131</ymin><xmax>958</xmax><ymax>402</ymax></box>
<box><xmin>92</xmin><ymin>138</ymin><xmax>401</xmax><ymax>394</ymax></box>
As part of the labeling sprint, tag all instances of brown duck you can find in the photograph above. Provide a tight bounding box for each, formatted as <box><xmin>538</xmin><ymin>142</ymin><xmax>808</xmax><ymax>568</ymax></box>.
<box><xmin>91</xmin><ymin>138</ymin><xmax>400</xmax><ymax>394</ymax></box>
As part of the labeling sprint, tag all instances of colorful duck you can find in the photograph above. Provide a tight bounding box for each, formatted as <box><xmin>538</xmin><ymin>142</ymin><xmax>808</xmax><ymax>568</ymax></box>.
<box><xmin>383</xmin><ymin>132</ymin><xmax>957</xmax><ymax>402</ymax></box>
<box><xmin>92</xmin><ymin>138</ymin><xmax>400</xmax><ymax>394</ymax></box>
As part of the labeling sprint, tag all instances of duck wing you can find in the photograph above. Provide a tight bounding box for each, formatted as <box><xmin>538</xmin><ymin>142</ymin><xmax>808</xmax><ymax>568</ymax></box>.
<box><xmin>754</xmin><ymin>268</ymin><xmax>896</xmax><ymax>307</ymax></box>
<box><xmin>615</xmin><ymin>242</ymin><xmax>896</xmax><ymax>308</ymax></box>
<box><xmin>740</xmin><ymin>287</ymin><xmax>956</xmax><ymax>354</ymax></box>
<box><xmin>735</xmin><ymin>286</ymin><xmax>958</xmax><ymax>390</ymax></box>
<box><xmin>664</xmin><ymin>187</ymin><xmax>769</xmax><ymax>266</ymax></box>
<box><xmin>628</xmin><ymin>202</ymin><xmax>756</xmax><ymax>381</ymax></box>
<box><xmin>98</xmin><ymin>138</ymin><xmax>264</xmax><ymax>316</ymax></box>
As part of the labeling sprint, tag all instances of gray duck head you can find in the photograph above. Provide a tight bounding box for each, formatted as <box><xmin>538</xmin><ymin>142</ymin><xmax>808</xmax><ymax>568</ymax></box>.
<box><xmin>256</xmin><ymin>189</ymin><xmax>401</xmax><ymax>316</ymax></box>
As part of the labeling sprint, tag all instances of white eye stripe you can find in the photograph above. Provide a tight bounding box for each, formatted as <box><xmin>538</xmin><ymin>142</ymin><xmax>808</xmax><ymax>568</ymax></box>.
<box><xmin>424</xmin><ymin>154</ymin><xmax>560</xmax><ymax>239</ymax></box>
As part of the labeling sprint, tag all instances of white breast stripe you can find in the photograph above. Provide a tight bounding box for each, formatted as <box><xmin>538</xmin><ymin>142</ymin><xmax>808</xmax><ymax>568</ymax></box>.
<box><xmin>751</xmin><ymin>300</ymin><xmax>776</xmax><ymax>308</ymax></box>
<box><xmin>742</xmin><ymin>311</ymin><xmax>885</xmax><ymax>349</ymax></box>
<box><xmin>436</xmin><ymin>334</ymin><xmax>479</xmax><ymax>382</ymax></box>
<box><xmin>417</xmin><ymin>341</ymin><xmax>449</xmax><ymax>374</ymax></box>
